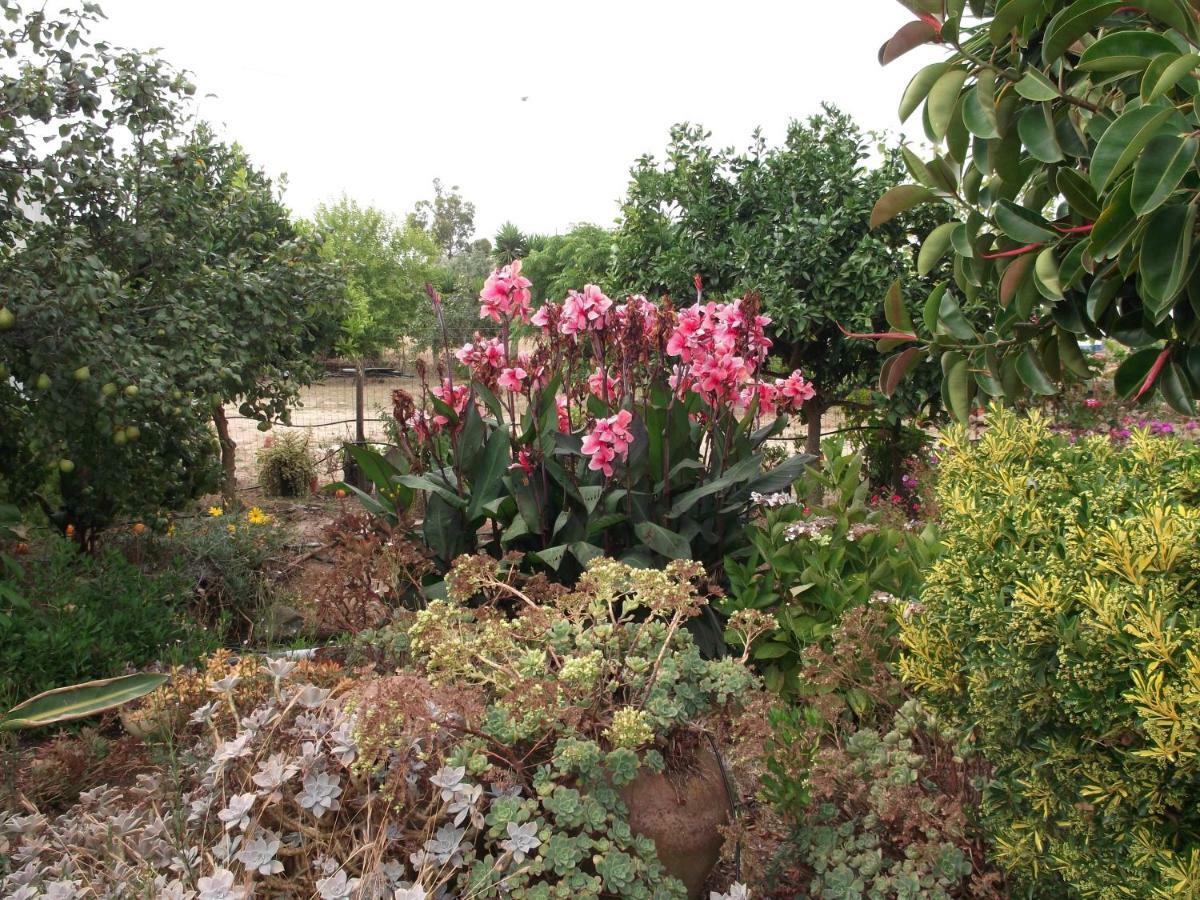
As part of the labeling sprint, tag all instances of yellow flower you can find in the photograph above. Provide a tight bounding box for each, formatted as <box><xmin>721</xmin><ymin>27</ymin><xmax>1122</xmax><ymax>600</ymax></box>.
<box><xmin>226</xmin><ymin>524</ymin><xmax>237</xmax><ymax>535</ymax></box>
<box><xmin>166</xmin><ymin>523</ymin><xmax>176</xmax><ymax>538</ymax></box>
<box><xmin>246</xmin><ymin>506</ymin><xmax>273</xmax><ymax>526</ymax></box>
<box><xmin>208</xmin><ymin>506</ymin><xmax>224</xmax><ymax>517</ymax></box>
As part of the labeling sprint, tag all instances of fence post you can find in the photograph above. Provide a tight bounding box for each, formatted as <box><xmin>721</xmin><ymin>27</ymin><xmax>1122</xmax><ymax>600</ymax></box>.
<box><xmin>355</xmin><ymin>361</ymin><xmax>366</xmax><ymax>444</ymax></box>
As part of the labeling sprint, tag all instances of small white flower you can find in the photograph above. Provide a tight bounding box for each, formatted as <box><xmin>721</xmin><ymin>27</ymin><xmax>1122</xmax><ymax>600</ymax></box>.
<box><xmin>500</xmin><ymin>820</ymin><xmax>541</xmax><ymax>863</ymax></box>
<box><xmin>189</xmin><ymin>701</ymin><xmax>219</xmax><ymax>725</ymax></box>
<box><xmin>394</xmin><ymin>886</ymin><xmax>428</xmax><ymax>900</ymax></box>
<box><xmin>423</xmin><ymin>822</ymin><xmax>467</xmax><ymax>867</ymax></box>
<box><xmin>317</xmin><ymin>869</ymin><xmax>361</xmax><ymax>900</ymax></box>
<box><xmin>237</xmin><ymin>831</ymin><xmax>284</xmax><ymax>876</ymax></box>
<box><xmin>429</xmin><ymin>765</ymin><xmax>465</xmax><ymax>801</ymax></box>
<box><xmin>207</xmin><ymin>675</ymin><xmax>242</xmax><ymax>695</ymax></box>
<box><xmin>196</xmin><ymin>867</ymin><xmax>247</xmax><ymax>900</ymax></box>
<box><xmin>710</xmin><ymin>884</ymin><xmax>750</xmax><ymax>900</ymax></box>
<box><xmin>262</xmin><ymin>657</ymin><xmax>297</xmax><ymax>681</ymax></box>
<box><xmin>297</xmin><ymin>771</ymin><xmax>343</xmax><ymax>818</ymax></box>
<box><xmin>294</xmin><ymin>684</ymin><xmax>331</xmax><ymax>708</ymax></box>
<box><xmin>218</xmin><ymin>793</ymin><xmax>256</xmax><ymax>831</ymax></box>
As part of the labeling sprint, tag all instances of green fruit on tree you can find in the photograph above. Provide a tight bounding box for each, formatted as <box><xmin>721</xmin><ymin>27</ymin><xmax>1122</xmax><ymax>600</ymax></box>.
<box><xmin>0</xmin><ymin>307</ymin><xmax>14</xmax><ymax>331</ymax></box>
<box><xmin>124</xmin><ymin>384</ymin><xmax>139</xmax><ymax>398</ymax></box>
<box><xmin>125</xmin><ymin>425</ymin><xmax>141</xmax><ymax>442</ymax></box>
<box><xmin>73</xmin><ymin>366</ymin><xmax>90</xmax><ymax>382</ymax></box>
<box><xmin>34</xmin><ymin>373</ymin><xmax>51</xmax><ymax>391</ymax></box>
<box><xmin>58</xmin><ymin>459</ymin><xmax>75</xmax><ymax>474</ymax></box>
<box><xmin>113</xmin><ymin>429</ymin><xmax>128</xmax><ymax>446</ymax></box>
<box><xmin>170</xmin><ymin>389</ymin><xmax>182</xmax><ymax>401</ymax></box>
<box><xmin>101</xmin><ymin>382</ymin><xmax>117</xmax><ymax>398</ymax></box>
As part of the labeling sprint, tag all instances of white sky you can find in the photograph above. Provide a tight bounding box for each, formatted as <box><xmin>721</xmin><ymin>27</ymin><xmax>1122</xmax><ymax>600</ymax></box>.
<box><xmin>96</xmin><ymin>0</ymin><xmax>941</xmax><ymax>239</ymax></box>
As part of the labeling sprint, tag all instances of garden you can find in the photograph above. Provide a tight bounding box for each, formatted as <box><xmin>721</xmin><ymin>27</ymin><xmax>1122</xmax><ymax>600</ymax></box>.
<box><xmin>3</xmin><ymin>0</ymin><xmax>1200</xmax><ymax>898</ymax></box>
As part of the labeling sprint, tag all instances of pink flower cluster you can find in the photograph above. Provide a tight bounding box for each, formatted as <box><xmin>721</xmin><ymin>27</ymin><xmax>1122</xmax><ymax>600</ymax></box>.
<box><xmin>479</xmin><ymin>260</ymin><xmax>532</xmax><ymax>323</ymax></box>
<box><xmin>532</xmin><ymin>284</ymin><xmax>615</xmax><ymax>336</ymax></box>
<box><xmin>666</xmin><ymin>298</ymin><xmax>814</xmax><ymax>413</ymax></box>
<box><xmin>455</xmin><ymin>335</ymin><xmax>506</xmax><ymax>371</ymax></box>
<box><xmin>430</xmin><ymin>379</ymin><xmax>469</xmax><ymax>428</ymax></box>
<box><xmin>580</xmin><ymin>409</ymin><xmax>634</xmax><ymax>478</ymax></box>
<box><xmin>588</xmin><ymin>367</ymin><xmax>621</xmax><ymax>400</ymax></box>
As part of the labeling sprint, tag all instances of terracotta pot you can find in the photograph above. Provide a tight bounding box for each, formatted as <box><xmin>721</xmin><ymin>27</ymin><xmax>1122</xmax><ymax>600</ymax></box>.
<box><xmin>620</xmin><ymin>743</ymin><xmax>730</xmax><ymax>899</ymax></box>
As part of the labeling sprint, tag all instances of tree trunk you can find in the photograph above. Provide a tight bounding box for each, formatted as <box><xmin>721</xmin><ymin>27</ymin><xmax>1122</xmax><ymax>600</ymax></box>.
<box><xmin>213</xmin><ymin>404</ymin><xmax>238</xmax><ymax>504</ymax></box>
<box><xmin>803</xmin><ymin>396</ymin><xmax>824</xmax><ymax>459</ymax></box>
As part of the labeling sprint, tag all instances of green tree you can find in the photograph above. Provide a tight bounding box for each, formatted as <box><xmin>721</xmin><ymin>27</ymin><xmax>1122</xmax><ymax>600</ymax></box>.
<box><xmin>871</xmin><ymin>0</ymin><xmax>1200</xmax><ymax>418</ymax></box>
<box><xmin>492</xmin><ymin>221</ymin><xmax>528</xmax><ymax>264</ymax></box>
<box><xmin>408</xmin><ymin>178</ymin><xmax>476</xmax><ymax>258</ymax></box>
<box><xmin>612</xmin><ymin>108</ymin><xmax>941</xmax><ymax>452</ymax></box>
<box><xmin>522</xmin><ymin>223</ymin><xmax>616</xmax><ymax>304</ymax></box>
<box><xmin>313</xmin><ymin>197</ymin><xmax>440</xmax><ymax>362</ymax></box>
<box><xmin>0</xmin><ymin>3</ymin><xmax>341</xmax><ymax>544</ymax></box>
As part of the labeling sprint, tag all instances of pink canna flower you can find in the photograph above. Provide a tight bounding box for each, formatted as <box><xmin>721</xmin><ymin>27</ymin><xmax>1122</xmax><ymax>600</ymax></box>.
<box><xmin>479</xmin><ymin>260</ymin><xmax>533</xmax><ymax>323</ymax></box>
<box><xmin>498</xmin><ymin>366</ymin><xmax>528</xmax><ymax>393</ymax></box>
<box><xmin>509</xmin><ymin>448</ymin><xmax>536</xmax><ymax>476</ymax></box>
<box><xmin>559</xmin><ymin>284</ymin><xmax>613</xmax><ymax>335</ymax></box>
<box><xmin>430</xmin><ymin>379</ymin><xmax>470</xmax><ymax>427</ymax></box>
<box><xmin>774</xmin><ymin>370</ymin><xmax>815</xmax><ymax>412</ymax></box>
<box><xmin>555</xmin><ymin>394</ymin><xmax>571</xmax><ymax>433</ymax></box>
<box><xmin>581</xmin><ymin>409</ymin><xmax>635</xmax><ymax>478</ymax></box>
<box><xmin>530</xmin><ymin>302</ymin><xmax>559</xmax><ymax>331</ymax></box>
<box><xmin>1084</xmin><ymin>397</ymin><xmax>1101</xmax><ymax>409</ymax></box>
<box><xmin>587</xmin><ymin>367</ymin><xmax>621</xmax><ymax>400</ymax></box>
<box><xmin>455</xmin><ymin>335</ymin><xmax>506</xmax><ymax>371</ymax></box>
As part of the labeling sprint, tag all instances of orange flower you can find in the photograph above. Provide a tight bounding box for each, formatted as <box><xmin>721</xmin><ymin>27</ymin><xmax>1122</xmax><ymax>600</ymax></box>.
<box><xmin>335</xmin><ymin>489</ymin><xmax>347</xmax><ymax>499</ymax></box>
<box><xmin>132</xmin><ymin>522</ymin><xmax>146</xmax><ymax>535</ymax></box>
<box><xmin>65</xmin><ymin>524</ymin><xmax>75</xmax><ymax>538</ymax></box>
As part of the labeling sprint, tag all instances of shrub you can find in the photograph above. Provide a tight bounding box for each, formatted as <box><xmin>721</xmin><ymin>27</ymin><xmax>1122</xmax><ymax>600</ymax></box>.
<box><xmin>257</xmin><ymin>432</ymin><xmax>317</xmax><ymax>497</ymax></box>
<box><xmin>164</xmin><ymin>504</ymin><xmax>288</xmax><ymax>638</ymax></box>
<box><xmin>0</xmin><ymin>540</ymin><xmax>219</xmax><ymax>710</ymax></box>
<box><xmin>721</xmin><ymin>441</ymin><xmax>939</xmax><ymax>693</ymax></box>
<box><xmin>900</xmin><ymin>408</ymin><xmax>1200</xmax><ymax>895</ymax></box>
<box><xmin>344</xmin><ymin>265</ymin><xmax>817</xmax><ymax>580</ymax></box>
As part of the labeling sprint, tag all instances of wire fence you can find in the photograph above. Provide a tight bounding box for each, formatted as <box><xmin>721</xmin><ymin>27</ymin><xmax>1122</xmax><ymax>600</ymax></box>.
<box><xmin>221</xmin><ymin>353</ymin><xmax>851</xmax><ymax>493</ymax></box>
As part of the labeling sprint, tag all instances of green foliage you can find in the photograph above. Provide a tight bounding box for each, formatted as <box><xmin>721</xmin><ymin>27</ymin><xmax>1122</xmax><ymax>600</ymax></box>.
<box><xmin>312</xmin><ymin>196</ymin><xmax>440</xmax><ymax>360</ymax></box>
<box><xmin>1</xmin><ymin>673</ymin><xmax>168</xmax><ymax>731</ymax></box>
<box><xmin>492</xmin><ymin>221</ymin><xmax>529</xmax><ymax>264</ymax></box>
<box><xmin>722</xmin><ymin>442</ymin><xmax>939</xmax><ymax>693</ymax></box>
<box><xmin>407</xmin><ymin>177</ymin><xmax>477</xmax><ymax>258</ymax></box>
<box><xmin>0</xmin><ymin>540</ymin><xmax>219</xmax><ymax>711</ymax></box>
<box><xmin>0</xmin><ymin>4</ymin><xmax>341</xmax><ymax>540</ymax></box>
<box><xmin>257</xmin><ymin>432</ymin><xmax>317</xmax><ymax>497</ymax></box>
<box><xmin>521</xmin><ymin>224</ymin><xmax>616</xmax><ymax>303</ymax></box>
<box><xmin>758</xmin><ymin>606</ymin><xmax>1000</xmax><ymax>899</ymax></box>
<box><xmin>611</xmin><ymin>109</ymin><xmax>941</xmax><ymax>420</ymax></box>
<box><xmin>874</xmin><ymin>0</ymin><xmax>1200</xmax><ymax>416</ymax></box>
<box><xmin>900</xmin><ymin>408</ymin><xmax>1200</xmax><ymax>895</ymax></box>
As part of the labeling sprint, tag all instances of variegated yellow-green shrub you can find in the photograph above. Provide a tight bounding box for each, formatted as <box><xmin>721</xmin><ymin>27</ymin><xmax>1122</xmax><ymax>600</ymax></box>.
<box><xmin>900</xmin><ymin>407</ymin><xmax>1200</xmax><ymax>898</ymax></box>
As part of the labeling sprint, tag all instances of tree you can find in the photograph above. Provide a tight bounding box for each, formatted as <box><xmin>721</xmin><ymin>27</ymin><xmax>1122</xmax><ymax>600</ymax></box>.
<box><xmin>313</xmin><ymin>197</ymin><xmax>440</xmax><ymax>362</ymax></box>
<box><xmin>492</xmin><ymin>221</ymin><xmax>529</xmax><ymax>264</ymax></box>
<box><xmin>408</xmin><ymin>178</ymin><xmax>476</xmax><ymax>258</ymax></box>
<box><xmin>870</xmin><ymin>0</ymin><xmax>1200</xmax><ymax>419</ymax></box>
<box><xmin>521</xmin><ymin>224</ymin><xmax>616</xmax><ymax>304</ymax></box>
<box><xmin>612</xmin><ymin>108</ymin><xmax>943</xmax><ymax>453</ymax></box>
<box><xmin>0</xmin><ymin>3</ymin><xmax>341</xmax><ymax>543</ymax></box>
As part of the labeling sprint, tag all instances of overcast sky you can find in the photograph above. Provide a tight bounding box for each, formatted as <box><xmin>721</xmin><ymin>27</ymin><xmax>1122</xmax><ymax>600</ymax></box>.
<box><xmin>97</xmin><ymin>0</ymin><xmax>941</xmax><ymax>239</ymax></box>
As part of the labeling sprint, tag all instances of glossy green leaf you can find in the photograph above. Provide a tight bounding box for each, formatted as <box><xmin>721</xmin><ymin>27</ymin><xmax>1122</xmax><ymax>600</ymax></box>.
<box><xmin>1017</xmin><ymin>104</ymin><xmax>1064</xmax><ymax>162</ymax></box>
<box><xmin>918</xmin><ymin>222</ymin><xmax>957</xmax><ymax>276</ymax></box>
<box><xmin>989</xmin><ymin>0</ymin><xmax>1046</xmax><ymax>44</ymax></box>
<box><xmin>1058</xmin><ymin>328</ymin><xmax>1094</xmax><ymax>377</ymax></box>
<box><xmin>1141</xmin><ymin>51</ymin><xmax>1200</xmax><ymax>100</ymax></box>
<box><xmin>963</xmin><ymin>84</ymin><xmax>1000</xmax><ymax>139</ymax></box>
<box><xmin>1140</xmin><ymin>203</ymin><xmax>1196</xmax><ymax>310</ymax></box>
<box><xmin>1014</xmin><ymin>68</ymin><xmax>1062</xmax><ymax>101</ymax></box>
<box><xmin>1077</xmin><ymin>30</ymin><xmax>1178</xmax><ymax>72</ymax></box>
<box><xmin>1090</xmin><ymin>104</ymin><xmax>1176</xmax><ymax>192</ymax></box>
<box><xmin>1042</xmin><ymin>0</ymin><xmax>1122</xmax><ymax>66</ymax></box>
<box><xmin>870</xmin><ymin>184</ymin><xmax>937</xmax><ymax>229</ymax></box>
<box><xmin>1160</xmin><ymin>360</ymin><xmax>1195</xmax><ymax>413</ymax></box>
<box><xmin>634</xmin><ymin>521</ymin><xmax>691</xmax><ymax>560</ymax></box>
<box><xmin>900</xmin><ymin>62</ymin><xmax>951</xmax><ymax>122</ymax></box>
<box><xmin>941</xmin><ymin>352</ymin><xmax>971</xmax><ymax>421</ymax></box>
<box><xmin>938</xmin><ymin>290</ymin><xmax>977</xmax><ymax>340</ymax></box>
<box><xmin>879</xmin><ymin>347</ymin><xmax>925</xmax><ymax>396</ymax></box>
<box><xmin>1034</xmin><ymin>247</ymin><xmax>1063</xmax><ymax>299</ymax></box>
<box><xmin>1057</xmin><ymin>168</ymin><xmax>1102</xmax><ymax>220</ymax></box>
<box><xmin>1131</xmin><ymin>133</ymin><xmax>1198</xmax><ymax>214</ymax></box>
<box><xmin>1137</xmin><ymin>0</ymin><xmax>1197</xmax><ymax>38</ymax></box>
<box><xmin>884</xmin><ymin>279</ymin><xmax>915</xmax><ymax>331</ymax></box>
<box><xmin>927</xmin><ymin>68</ymin><xmax>969</xmax><ymax>141</ymax></box>
<box><xmin>1016</xmin><ymin>347</ymin><xmax>1058</xmax><ymax>394</ymax></box>
<box><xmin>994</xmin><ymin>199</ymin><xmax>1056</xmax><ymax>242</ymax></box>
<box><xmin>1114</xmin><ymin>347</ymin><xmax>1162</xmax><ymax>397</ymax></box>
<box><xmin>923</xmin><ymin>283</ymin><xmax>948</xmax><ymax>334</ymax></box>
<box><xmin>1089</xmin><ymin>177</ymin><xmax>1137</xmax><ymax>259</ymax></box>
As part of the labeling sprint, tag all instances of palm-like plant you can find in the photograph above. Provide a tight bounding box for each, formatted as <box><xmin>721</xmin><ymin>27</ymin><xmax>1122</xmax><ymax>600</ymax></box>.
<box><xmin>492</xmin><ymin>221</ymin><xmax>529</xmax><ymax>264</ymax></box>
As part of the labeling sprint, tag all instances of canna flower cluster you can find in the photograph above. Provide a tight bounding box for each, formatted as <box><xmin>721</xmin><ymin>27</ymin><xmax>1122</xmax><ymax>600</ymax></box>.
<box><xmin>478</xmin><ymin>259</ymin><xmax>532</xmax><ymax>323</ymax></box>
<box><xmin>580</xmin><ymin>409</ymin><xmax>635</xmax><ymax>477</ymax></box>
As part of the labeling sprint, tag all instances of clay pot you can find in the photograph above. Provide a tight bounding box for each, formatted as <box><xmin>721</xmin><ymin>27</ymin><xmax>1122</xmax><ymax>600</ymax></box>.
<box><xmin>620</xmin><ymin>744</ymin><xmax>730</xmax><ymax>899</ymax></box>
